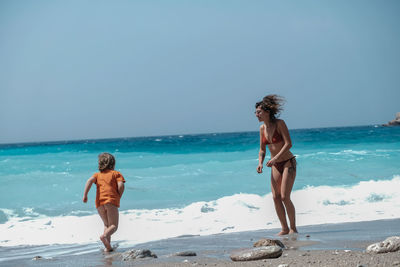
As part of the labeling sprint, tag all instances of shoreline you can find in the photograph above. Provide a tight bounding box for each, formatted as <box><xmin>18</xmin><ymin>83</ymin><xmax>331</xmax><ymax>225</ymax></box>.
<box><xmin>1</xmin><ymin>218</ymin><xmax>399</xmax><ymax>266</ymax></box>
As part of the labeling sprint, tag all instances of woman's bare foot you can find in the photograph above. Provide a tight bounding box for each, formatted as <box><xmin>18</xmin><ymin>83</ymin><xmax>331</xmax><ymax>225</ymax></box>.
<box><xmin>100</xmin><ymin>235</ymin><xmax>113</xmax><ymax>252</ymax></box>
<box><xmin>277</xmin><ymin>229</ymin><xmax>289</xmax><ymax>235</ymax></box>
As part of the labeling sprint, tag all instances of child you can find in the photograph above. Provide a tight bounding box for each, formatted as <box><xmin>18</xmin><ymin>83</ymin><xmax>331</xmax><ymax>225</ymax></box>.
<box><xmin>83</xmin><ymin>152</ymin><xmax>125</xmax><ymax>252</ymax></box>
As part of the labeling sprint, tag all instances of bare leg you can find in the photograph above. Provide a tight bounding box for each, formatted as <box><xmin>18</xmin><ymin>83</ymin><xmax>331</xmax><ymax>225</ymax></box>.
<box><xmin>100</xmin><ymin>203</ymin><xmax>119</xmax><ymax>252</ymax></box>
<box><xmin>104</xmin><ymin>227</ymin><xmax>111</xmax><ymax>244</ymax></box>
<box><xmin>281</xmin><ymin>163</ymin><xmax>297</xmax><ymax>234</ymax></box>
<box><xmin>271</xmin><ymin>167</ymin><xmax>289</xmax><ymax>235</ymax></box>
<box><xmin>97</xmin><ymin>205</ymin><xmax>113</xmax><ymax>252</ymax></box>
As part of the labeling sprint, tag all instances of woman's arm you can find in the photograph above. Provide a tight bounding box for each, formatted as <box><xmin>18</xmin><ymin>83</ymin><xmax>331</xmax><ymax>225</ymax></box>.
<box><xmin>257</xmin><ymin>126</ymin><xmax>267</xmax><ymax>173</ymax></box>
<box><xmin>82</xmin><ymin>176</ymin><xmax>96</xmax><ymax>203</ymax></box>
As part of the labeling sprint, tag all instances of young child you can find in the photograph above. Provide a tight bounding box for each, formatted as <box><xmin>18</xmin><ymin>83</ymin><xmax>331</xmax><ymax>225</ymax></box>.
<box><xmin>83</xmin><ymin>152</ymin><xmax>125</xmax><ymax>252</ymax></box>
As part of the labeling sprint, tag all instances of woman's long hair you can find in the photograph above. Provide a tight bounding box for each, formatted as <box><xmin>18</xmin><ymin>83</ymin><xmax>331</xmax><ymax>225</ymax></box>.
<box><xmin>255</xmin><ymin>94</ymin><xmax>285</xmax><ymax>122</ymax></box>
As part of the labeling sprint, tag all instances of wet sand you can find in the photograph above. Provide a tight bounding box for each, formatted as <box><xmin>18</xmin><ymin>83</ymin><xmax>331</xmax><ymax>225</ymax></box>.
<box><xmin>2</xmin><ymin>218</ymin><xmax>400</xmax><ymax>266</ymax></box>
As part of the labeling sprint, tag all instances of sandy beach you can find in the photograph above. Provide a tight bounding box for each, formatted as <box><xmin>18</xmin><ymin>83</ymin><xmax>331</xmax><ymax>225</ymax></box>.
<box><xmin>2</xmin><ymin>218</ymin><xmax>399</xmax><ymax>267</ymax></box>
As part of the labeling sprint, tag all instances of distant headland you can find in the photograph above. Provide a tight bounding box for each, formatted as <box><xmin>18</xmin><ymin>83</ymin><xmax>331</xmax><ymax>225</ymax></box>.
<box><xmin>383</xmin><ymin>112</ymin><xmax>400</xmax><ymax>126</ymax></box>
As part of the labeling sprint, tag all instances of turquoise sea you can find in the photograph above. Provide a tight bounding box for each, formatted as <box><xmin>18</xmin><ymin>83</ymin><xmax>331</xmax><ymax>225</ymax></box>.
<box><xmin>0</xmin><ymin>125</ymin><xmax>399</xmax><ymax>260</ymax></box>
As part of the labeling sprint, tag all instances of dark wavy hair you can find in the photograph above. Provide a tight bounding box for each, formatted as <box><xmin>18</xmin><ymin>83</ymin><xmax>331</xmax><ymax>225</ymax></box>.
<box><xmin>255</xmin><ymin>94</ymin><xmax>285</xmax><ymax>122</ymax></box>
<box><xmin>98</xmin><ymin>152</ymin><xmax>116</xmax><ymax>172</ymax></box>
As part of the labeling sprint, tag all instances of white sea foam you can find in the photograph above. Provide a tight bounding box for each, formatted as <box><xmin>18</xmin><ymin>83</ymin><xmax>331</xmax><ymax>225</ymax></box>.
<box><xmin>297</xmin><ymin>149</ymin><xmax>397</xmax><ymax>159</ymax></box>
<box><xmin>1</xmin><ymin>176</ymin><xmax>399</xmax><ymax>247</ymax></box>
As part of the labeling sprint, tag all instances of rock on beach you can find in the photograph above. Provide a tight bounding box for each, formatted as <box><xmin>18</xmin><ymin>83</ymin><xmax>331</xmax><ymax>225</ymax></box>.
<box><xmin>366</xmin><ymin>236</ymin><xmax>400</xmax><ymax>254</ymax></box>
<box><xmin>230</xmin><ymin>246</ymin><xmax>283</xmax><ymax>261</ymax></box>
<box><xmin>253</xmin><ymin>238</ymin><xmax>285</xmax><ymax>249</ymax></box>
<box><xmin>111</xmin><ymin>249</ymin><xmax>158</xmax><ymax>261</ymax></box>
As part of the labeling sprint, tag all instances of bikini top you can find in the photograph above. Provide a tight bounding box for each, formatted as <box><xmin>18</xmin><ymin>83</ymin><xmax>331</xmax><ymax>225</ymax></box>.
<box><xmin>262</xmin><ymin>127</ymin><xmax>283</xmax><ymax>145</ymax></box>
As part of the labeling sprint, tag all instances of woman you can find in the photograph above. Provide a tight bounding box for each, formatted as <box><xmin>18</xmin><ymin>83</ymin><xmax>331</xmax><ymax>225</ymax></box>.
<box><xmin>255</xmin><ymin>95</ymin><xmax>297</xmax><ymax>235</ymax></box>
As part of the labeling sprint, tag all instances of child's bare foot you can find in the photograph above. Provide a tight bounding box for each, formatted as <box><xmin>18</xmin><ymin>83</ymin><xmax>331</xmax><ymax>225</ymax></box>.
<box><xmin>277</xmin><ymin>229</ymin><xmax>289</xmax><ymax>235</ymax></box>
<box><xmin>289</xmin><ymin>228</ymin><xmax>298</xmax><ymax>234</ymax></box>
<box><xmin>100</xmin><ymin>235</ymin><xmax>113</xmax><ymax>252</ymax></box>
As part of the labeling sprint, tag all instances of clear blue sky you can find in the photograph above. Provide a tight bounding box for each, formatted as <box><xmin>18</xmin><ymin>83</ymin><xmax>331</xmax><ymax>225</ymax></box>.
<box><xmin>1</xmin><ymin>0</ymin><xmax>399</xmax><ymax>144</ymax></box>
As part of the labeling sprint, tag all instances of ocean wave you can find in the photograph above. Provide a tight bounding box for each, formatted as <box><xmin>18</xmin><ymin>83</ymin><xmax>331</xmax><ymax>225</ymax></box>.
<box><xmin>1</xmin><ymin>176</ymin><xmax>399</xmax><ymax>247</ymax></box>
<box><xmin>297</xmin><ymin>149</ymin><xmax>398</xmax><ymax>159</ymax></box>
<box><xmin>329</xmin><ymin>149</ymin><xmax>368</xmax><ymax>155</ymax></box>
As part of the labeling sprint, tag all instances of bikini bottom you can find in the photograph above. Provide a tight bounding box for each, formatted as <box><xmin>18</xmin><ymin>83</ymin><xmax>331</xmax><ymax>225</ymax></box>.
<box><xmin>274</xmin><ymin>156</ymin><xmax>296</xmax><ymax>174</ymax></box>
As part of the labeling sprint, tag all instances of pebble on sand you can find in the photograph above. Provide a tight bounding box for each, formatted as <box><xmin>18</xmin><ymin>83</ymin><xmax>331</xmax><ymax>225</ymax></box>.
<box><xmin>174</xmin><ymin>251</ymin><xmax>197</xmax><ymax>256</ymax></box>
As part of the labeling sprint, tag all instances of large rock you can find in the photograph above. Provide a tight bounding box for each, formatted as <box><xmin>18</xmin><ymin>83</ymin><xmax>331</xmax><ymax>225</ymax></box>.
<box><xmin>230</xmin><ymin>246</ymin><xmax>283</xmax><ymax>261</ymax></box>
<box><xmin>383</xmin><ymin>112</ymin><xmax>400</xmax><ymax>126</ymax></box>
<box><xmin>118</xmin><ymin>249</ymin><xmax>157</xmax><ymax>261</ymax></box>
<box><xmin>253</xmin><ymin>238</ymin><xmax>285</xmax><ymax>249</ymax></box>
<box><xmin>366</xmin><ymin>236</ymin><xmax>400</xmax><ymax>254</ymax></box>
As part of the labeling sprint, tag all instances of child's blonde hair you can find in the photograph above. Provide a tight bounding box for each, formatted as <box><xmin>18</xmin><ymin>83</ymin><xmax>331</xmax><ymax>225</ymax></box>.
<box><xmin>98</xmin><ymin>153</ymin><xmax>115</xmax><ymax>172</ymax></box>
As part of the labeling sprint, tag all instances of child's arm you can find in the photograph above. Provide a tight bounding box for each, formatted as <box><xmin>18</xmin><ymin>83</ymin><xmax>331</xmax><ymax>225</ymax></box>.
<box><xmin>82</xmin><ymin>176</ymin><xmax>96</xmax><ymax>203</ymax></box>
<box><xmin>117</xmin><ymin>181</ymin><xmax>125</xmax><ymax>197</ymax></box>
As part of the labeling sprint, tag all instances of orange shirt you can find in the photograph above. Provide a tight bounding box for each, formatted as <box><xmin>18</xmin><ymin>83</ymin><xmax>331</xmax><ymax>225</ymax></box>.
<box><xmin>93</xmin><ymin>170</ymin><xmax>125</xmax><ymax>208</ymax></box>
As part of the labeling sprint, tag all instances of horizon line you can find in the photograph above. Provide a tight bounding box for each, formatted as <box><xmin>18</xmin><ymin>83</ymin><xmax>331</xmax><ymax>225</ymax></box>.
<box><xmin>0</xmin><ymin>124</ymin><xmax>382</xmax><ymax>147</ymax></box>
